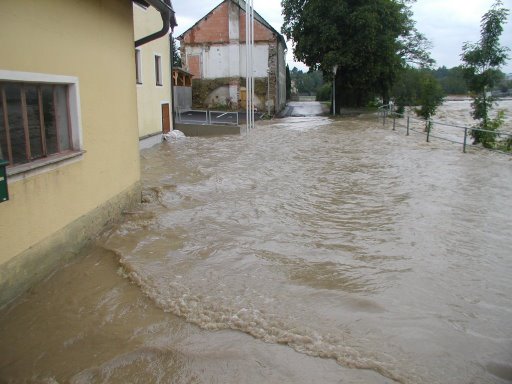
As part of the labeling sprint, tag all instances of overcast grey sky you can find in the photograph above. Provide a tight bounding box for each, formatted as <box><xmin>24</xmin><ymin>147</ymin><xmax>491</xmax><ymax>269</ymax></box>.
<box><xmin>172</xmin><ymin>0</ymin><xmax>512</xmax><ymax>73</ymax></box>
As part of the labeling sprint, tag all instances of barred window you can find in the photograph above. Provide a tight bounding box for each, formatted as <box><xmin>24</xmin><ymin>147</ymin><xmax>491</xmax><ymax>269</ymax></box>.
<box><xmin>0</xmin><ymin>82</ymin><xmax>74</xmax><ymax>167</ymax></box>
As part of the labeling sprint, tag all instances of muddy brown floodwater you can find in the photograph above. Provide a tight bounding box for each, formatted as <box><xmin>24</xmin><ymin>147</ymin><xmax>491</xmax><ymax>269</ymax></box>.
<box><xmin>1</xmin><ymin>101</ymin><xmax>512</xmax><ymax>384</ymax></box>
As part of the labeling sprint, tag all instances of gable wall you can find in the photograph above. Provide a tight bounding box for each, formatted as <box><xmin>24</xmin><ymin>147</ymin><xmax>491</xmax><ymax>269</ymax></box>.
<box><xmin>181</xmin><ymin>2</ymin><xmax>275</xmax><ymax>45</ymax></box>
<box><xmin>238</xmin><ymin>11</ymin><xmax>275</xmax><ymax>43</ymax></box>
<box><xmin>179</xmin><ymin>0</ymin><xmax>286</xmax><ymax>114</ymax></box>
<box><xmin>181</xmin><ymin>2</ymin><xmax>230</xmax><ymax>44</ymax></box>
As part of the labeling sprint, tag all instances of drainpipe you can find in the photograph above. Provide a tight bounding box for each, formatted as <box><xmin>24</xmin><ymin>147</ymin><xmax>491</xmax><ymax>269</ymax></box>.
<box><xmin>170</xmin><ymin>34</ymin><xmax>176</xmax><ymax>130</ymax></box>
<box><xmin>135</xmin><ymin>0</ymin><xmax>177</xmax><ymax>47</ymax></box>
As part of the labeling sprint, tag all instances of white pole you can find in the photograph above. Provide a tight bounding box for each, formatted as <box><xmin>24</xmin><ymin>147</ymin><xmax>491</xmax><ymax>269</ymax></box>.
<box><xmin>250</xmin><ymin>0</ymin><xmax>255</xmax><ymax>130</ymax></box>
<box><xmin>245</xmin><ymin>0</ymin><xmax>250</xmax><ymax>133</ymax></box>
<box><xmin>332</xmin><ymin>64</ymin><xmax>338</xmax><ymax>116</ymax></box>
<box><xmin>244</xmin><ymin>0</ymin><xmax>255</xmax><ymax>131</ymax></box>
<box><xmin>332</xmin><ymin>80</ymin><xmax>335</xmax><ymax>117</ymax></box>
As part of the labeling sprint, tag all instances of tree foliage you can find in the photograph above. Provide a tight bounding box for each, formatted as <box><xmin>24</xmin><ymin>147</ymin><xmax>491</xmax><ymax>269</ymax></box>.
<box><xmin>171</xmin><ymin>37</ymin><xmax>182</xmax><ymax>68</ymax></box>
<box><xmin>461</xmin><ymin>0</ymin><xmax>509</xmax><ymax>146</ymax></box>
<box><xmin>392</xmin><ymin>67</ymin><xmax>423</xmax><ymax>109</ymax></box>
<box><xmin>316</xmin><ymin>83</ymin><xmax>332</xmax><ymax>102</ymax></box>
<box><xmin>290</xmin><ymin>67</ymin><xmax>325</xmax><ymax>96</ymax></box>
<box><xmin>393</xmin><ymin>65</ymin><xmax>508</xmax><ymax>98</ymax></box>
<box><xmin>286</xmin><ymin>65</ymin><xmax>292</xmax><ymax>100</ymax></box>
<box><xmin>281</xmin><ymin>0</ymin><xmax>433</xmax><ymax>111</ymax></box>
<box><xmin>430</xmin><ymin>66</ymin><xmax>468</xmax><ymax>95</ymax></box>
<box><xmin>414</xmin><ymin>72</ymin><xmax>444</xmax><ymax>130</ymax></box>
<box><xmin>391</xmin><ymin>67</ymin><xmax>444</xmax><ymax>122</ymax></box>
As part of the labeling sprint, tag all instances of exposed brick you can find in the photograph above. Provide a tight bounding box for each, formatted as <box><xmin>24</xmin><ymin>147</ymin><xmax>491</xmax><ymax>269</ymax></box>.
<box><xmin>239</xmin><ymin>11</ymin><xmax>274</xmax><ymax>42</ymax></box>
<box><xmin>182</xmin><ymin>2</ymin><xmax>229</xmax><ymax>44</ymax></box>
<box><xmin>188</xmin><ymin>55</ymin><xmax>201</xmax><ymax>79</ymax></box>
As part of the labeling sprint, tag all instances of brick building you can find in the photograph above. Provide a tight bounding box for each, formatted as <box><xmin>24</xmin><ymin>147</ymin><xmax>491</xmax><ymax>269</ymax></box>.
<box><xmin>177</xmin><ymin>0</ymin><xmax>287</xmax><ymax>115</ymax></box>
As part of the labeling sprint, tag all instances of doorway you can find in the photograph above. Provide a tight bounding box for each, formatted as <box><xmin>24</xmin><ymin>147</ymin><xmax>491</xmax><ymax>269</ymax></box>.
<box><xmin>161</xmin><ymin>103</ymin><xmax>170</xmax><ymax>134</ymax></box>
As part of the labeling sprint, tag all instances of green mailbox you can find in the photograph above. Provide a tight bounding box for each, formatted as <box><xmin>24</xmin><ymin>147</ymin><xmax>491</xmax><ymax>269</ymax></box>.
<box><xmin>0</xmin><ymin>159</ymin><xmax>8</xmax><ymax>203</ymax></box>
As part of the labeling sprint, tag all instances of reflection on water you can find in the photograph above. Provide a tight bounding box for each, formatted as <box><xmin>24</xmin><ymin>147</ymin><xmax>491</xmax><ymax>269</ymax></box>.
<box><xmin>1</xmin><ymin>103</ymin><xmax>512</xmax><ymax>384</ymax></box>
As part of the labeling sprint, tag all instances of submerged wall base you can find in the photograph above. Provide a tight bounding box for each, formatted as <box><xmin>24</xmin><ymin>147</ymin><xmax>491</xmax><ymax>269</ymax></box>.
<box><xmin>176</xmin><ymin>123</ymin><xmax>241</xmax><ymax>137</ymax></box>
<box><xmin>0</xmin><ymin>182</ymin><xmax>142</xmax><ymax>308</ymax></box>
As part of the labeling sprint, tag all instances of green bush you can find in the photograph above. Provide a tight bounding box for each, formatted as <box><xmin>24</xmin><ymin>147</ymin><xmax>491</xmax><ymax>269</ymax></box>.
<box><xmin>316</xmin><ymin>83</ymin><xmax>332</xmax><ymax>101</ymax></box>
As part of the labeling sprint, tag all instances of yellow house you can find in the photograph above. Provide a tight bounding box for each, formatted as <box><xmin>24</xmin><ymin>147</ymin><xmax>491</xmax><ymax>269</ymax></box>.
<box><xmin>0</xmin><ymin>0</ymin><xmax>176</xmax><ymax>307</ymax></box>
<box><xmin>134</xmin><ymin>2</ymin><xmax>175</xmax><ymax>148</ymax></box>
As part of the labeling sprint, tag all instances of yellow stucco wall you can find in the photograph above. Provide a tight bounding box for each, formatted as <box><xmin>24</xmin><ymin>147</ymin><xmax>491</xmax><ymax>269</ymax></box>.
<box><xmin>133</xmin><ymin>4</ymin><xmax>173</xmax><ymax>138</ymax></box>
<box><xmin>0</xmin><ymin>0</ymin><xmax>141</xmax><ymax>266</ymax></box>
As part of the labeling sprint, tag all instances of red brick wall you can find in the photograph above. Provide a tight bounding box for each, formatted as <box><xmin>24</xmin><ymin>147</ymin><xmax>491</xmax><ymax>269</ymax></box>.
<box><xmin>182</xmin><ymin>2</ymin><xmax>229</xmax><ymax>44</ymax></box>
<box><xmin>188</xmin><ymin>55</ymin><xmax>201</xmax><ymax>79</ymax></box>
<box><xmin>239</xmin><ymin>11</ymin><xmax>274</xmax><ymax>42</ymax></box>
<box><xmin>181</xmin><ymin>2</ymin><xmax>275</xmax><ymax>44</ymax></box>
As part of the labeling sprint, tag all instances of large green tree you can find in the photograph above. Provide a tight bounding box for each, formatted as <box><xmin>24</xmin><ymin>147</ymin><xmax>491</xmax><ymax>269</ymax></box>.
<box><xmin>461</xmin><ymin>0</ymin><xmax>509</xmax><ymax>147</ymax></box>
<box><xmin>281</xmin><ymin>0</ymin><xmax>433</xmax><ymax>111</ymax></box>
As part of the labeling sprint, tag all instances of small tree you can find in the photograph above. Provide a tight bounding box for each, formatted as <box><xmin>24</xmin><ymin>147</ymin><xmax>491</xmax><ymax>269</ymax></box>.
<box><xmin>391</xmin><ymin>68</ymin><xmax>443</xmax><ymax>120</ymax></box>
<box><xmin>316</xmin><ymin>82</ymin><xmax>332</xmax><ymax>102</ymax></box>
<box><xmin>392</xmin><ymin>67</ymin><xmax>422</xmax><ymax>111</ymax></box>
<box><xmin>461</xmin><ymin>1</ymin><xmax>509</xmax><ymax>147</ymax></box>
<box><xmin>415</xmin><ymin>72</ymin><xmax>445</xmax><ymax>131</ymax></box>
<box><xmin>286</xmin><ymin>65</ymin><xmax>292</xmax><ymax>100</ymax></box>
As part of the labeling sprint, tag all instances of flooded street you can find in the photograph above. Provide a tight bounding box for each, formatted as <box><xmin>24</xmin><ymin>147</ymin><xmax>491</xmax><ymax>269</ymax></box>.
<box><xmin>1</xmin><ymin>102</ymin><xmax>512</xmax><ymax>384</ymax></box>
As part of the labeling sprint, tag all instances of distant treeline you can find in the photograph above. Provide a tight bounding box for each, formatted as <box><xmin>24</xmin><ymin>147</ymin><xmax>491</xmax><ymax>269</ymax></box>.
<box><xmin>392</xmin><ymin>66</ymin><xmax>511</xmax><ymax>108</ymax></box>
<box><xmin>395</xmin><ymin>66</ymin><xmax>511</xmax><ymax>97</ymax></box>
<box><xmin>429</xmin><ymin>66</ymin><xmax>511</xmax><ymax>95</ymax></box>
<box><xmin>289</xmin><ymin>66</ymin><xmax>511</xmax><ymax>103</ymax></box>
<box><xmin>289</xmin><ymin>67</ymin><xmax>325</xmax><ymax>98</ymax></box>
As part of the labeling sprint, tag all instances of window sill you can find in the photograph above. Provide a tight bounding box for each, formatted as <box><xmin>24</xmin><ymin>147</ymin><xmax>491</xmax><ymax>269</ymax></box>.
<box><xmin>7</xmin><ymin>150</ymin><xmax>85</xmax><ymax>180</ymax></box>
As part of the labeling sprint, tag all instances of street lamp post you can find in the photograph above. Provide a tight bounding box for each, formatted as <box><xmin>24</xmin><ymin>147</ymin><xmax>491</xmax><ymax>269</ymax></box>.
<box><xmin>332</xmin><ymin>64</ymin><xmax>338</xmax><ymax>116</ymax></box>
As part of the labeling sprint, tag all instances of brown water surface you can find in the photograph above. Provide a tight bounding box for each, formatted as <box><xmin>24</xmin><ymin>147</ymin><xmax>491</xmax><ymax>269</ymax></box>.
<box><xmin>1</xmin><ymin>102</ymin><xmax>512</xmax><ymax>384</ymax></box>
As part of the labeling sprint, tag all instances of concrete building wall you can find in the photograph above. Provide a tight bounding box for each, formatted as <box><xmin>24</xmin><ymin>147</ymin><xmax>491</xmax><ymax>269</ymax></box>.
<box><xmin>179</xmin><ymin>0</ymin><xmax>286</xmax><ymax>114</ymax></box>
<box><xmin>184</xmin><ymin>44</ymin><xmax>270</xmax><ymax>79</ymax></box>
<box><xmin>277</xmin><ymin>41</ymin><xmax>287</xmax><ymax>112</ymax></box>
<box><xmin>133</xmin><ymin>4</ymin><xmax>172</xmax><ymax>139</ymax></box>
<box><xmin>0</xmin><ymin>0</ymin><xmax>142</xmax><ymax>306</ymax></box>
<box><xmin>174</xmin><ymin>87</ymin><xmax>192</xmax><ymax>110</ymax></box>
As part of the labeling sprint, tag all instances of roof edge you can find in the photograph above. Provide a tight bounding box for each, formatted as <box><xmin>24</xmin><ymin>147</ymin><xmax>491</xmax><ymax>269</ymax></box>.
<box><xmin>133</xmin><ymin>0</ymin><xmax>177</xmax><ymax>29</ymax></box>
<box><xmin>177</xmin><ymin>0</ymin><xmax>286</xmax><ymax>49</ymax></box>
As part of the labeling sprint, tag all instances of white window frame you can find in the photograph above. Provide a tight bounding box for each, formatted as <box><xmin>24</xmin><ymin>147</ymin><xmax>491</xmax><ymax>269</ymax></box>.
<box><xmin>135</xmin><ymin>48</ymin><xmax>143</xmax><ymax>85</ymax></box>
<box><xmin>154</xmin><ymin>54</ymin><xmax>163</xmax><ymax>87</ymax></box>
<box><xmin>0</xmin><ymin>70</ymin><xmax>83</xmax><ymax>179</ymax></box>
